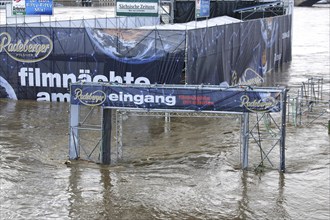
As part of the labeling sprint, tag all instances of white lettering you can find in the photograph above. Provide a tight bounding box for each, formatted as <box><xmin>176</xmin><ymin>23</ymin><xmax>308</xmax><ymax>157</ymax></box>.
<box><xmin>37</xmin><ymin>91</ymin><xmax>70</xmax><ymax>102</ymax></box>
<box><xmin>18</xmin><ymin>67</ymin><xmax>152</xmax><ymax>88</ymax></box>
<box><xmin>77</xmin><ymin>74</ymin><xmax>91</xmax><ymax>82</ymax></box>
<box><xmin>135</xmin><ymin>76</ymin><xmax>150</xmax><ymax>84</ymax></box>
<box><xmin>110</xmin><ymin>71</ymin><xmax>150</xmax><ymax>84</ymax></box>
<box><xmin>18</xmin><ymin>67</ymin><xmax>28</xmax><ymax>86</ymax></box>
<box><xmin>42</xmin><ymin>72</ymin><xmax>61</xmax><ymax>87</ymax></box>
<box><xmin>35</xmin><ymin>68</ymin><xmax>41</xmax><ymax>86</ymax></box>
<box><xmin>36</xmin><ymin>92</ymin><xmax>50</xmax><ymax>101</ymax></box>
<box><xmin>51</xmin><ymin>92</ymin><xmax>70</xmax><ymax>102</ymax></box>
<box><xmin>109</xmin><ymin>93</ymin><xmax>118</xmax><ymax>101</ymax></box>
<box><xmin>28</xmin><ymin>68</ymin><xmax>34</xmax><ymax>86</ymax></box>
<box><xmin>110</xmin><ymin>71</ymin><xmax>123</xmax><ymax>83</ymax></box>
<box><xmin>123</xmin><ymin>72</ymin><xmax>134</xmax><ymax>84</ymax></box>
<box><xmin>93</xmin><ymin>75</ymin><xmax>108</xmax><ymax>83</ymax></box>
<box><xmin>109</xmin><ymin>92</ymin><xmax>176</xmax><ymax>106</ymax></box>
<box><xmin>63</xmin><ymin>73</ymin><xmax>77</xmax><ymax>88</ymax></box>
<box><xmin>19</xmin><ymin>67</ymin><xmax>153</xmax><ymax>102</ymax></box>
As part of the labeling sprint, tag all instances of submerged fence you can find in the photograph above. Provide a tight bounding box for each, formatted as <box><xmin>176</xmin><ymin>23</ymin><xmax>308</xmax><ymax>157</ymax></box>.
<box><xmin>287</xmin><ymin>77</ymin><xmax>330</xmax><ymax>127</ymax></box>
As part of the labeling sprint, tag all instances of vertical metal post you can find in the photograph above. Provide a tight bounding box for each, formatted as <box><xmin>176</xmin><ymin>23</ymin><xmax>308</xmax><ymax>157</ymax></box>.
<box><xmin>320</xmin><ymin>78</ymin><xmax>323</xmax><ymax>100</ymax></box>
<box><xmin>170</xmin><ymin>0</ymin><xmax>175</xmax><ymax>24</ymax></box>
<box><xmin>298</xmin><ymin>88</ymin><xmax>302</xmax><ymax>125</ymax></box>
<box><xmin>300</xmin><ymin>84</ymin><xmax>304</xmax><ymax>104</ymax></box>
<box><xmin>280</xmin><ymin>89</ymin><xmax>287</xmax><ymax>172</ymax></box>
<box><xmin>287</xmin><ymin>94</ymin><xmax>290</xmax><ymax>123</ymax></box>
<box><xmin>241</xmin><ymin>113</ymin><xmax>249</xmax><ymax>170</ymax></box>
<box><xmin>69</xmin><ymin>104</ymin><xmax>80</xmax><ymax>160</ymax></box>
<box><xmin>101</xmin><ymin>108</ymin><xmax>112</xmax><ymax>164</ymax></box>
<box><xmin>164</xmin><ymin>112</ymin><xmax>171</xmax><ymax>133</ymax></box>
<box><xmin>293</xmin><ymin>96</ymin><xmax>298</xmax><ymax>127</ymax></box>
<box><xmin>165</xmin><ymin>112</ymin><xmax>171</xmax><ymax>122</ymax></box>
<box><xmin>116</xmin><ymin>110</ymin><xmax>123</xmax><ymax>161</ymax></box>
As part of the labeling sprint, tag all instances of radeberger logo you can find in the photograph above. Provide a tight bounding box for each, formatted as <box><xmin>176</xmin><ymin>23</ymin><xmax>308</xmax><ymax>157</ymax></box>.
<box><xmin>231</xmin><ymin>68</ymin><xmax>264</xmax><ymax>86</ymax></box>
<box><xmin>240</xmin><ymin>95</ymin><xmax>277</xmax><ymax>113</ymax></box>
<box><xmin>0</xmin><ymin>32</ymin><xmax>53</xmax><ymax>63</ymax></box>
<box><xmin>74</xmin><ymin>88</ymin><xmax>107</xmax><ymax>106</ymax></box>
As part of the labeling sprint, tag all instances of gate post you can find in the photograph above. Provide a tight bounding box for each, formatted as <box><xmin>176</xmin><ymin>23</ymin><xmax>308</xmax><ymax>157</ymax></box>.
<box><xmin>101</xmin><ymin>108</ymin><xmax>112</xmax><ymax>164</ymax></box>
<box><xmin>241</xmin><ymin>112</ymin><xmax>249</xmax><ymax>170</ymax></box>
<box><xmin>280</xmin><ymin>89</ymin><xmax>288</xmax><ymax>172</ymax></box>
<box><xmin>69</xmin><ymin>104</ymin><xmax>80</xmax><ymax>160</ymax></box>
<box><xmin>116</xmin><ymin>110</ymin><xmax>123</xmax><ymax>161</ymax></box>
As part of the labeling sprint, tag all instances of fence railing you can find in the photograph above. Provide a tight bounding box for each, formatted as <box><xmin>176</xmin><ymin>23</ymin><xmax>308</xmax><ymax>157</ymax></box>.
<box><xmin>287</xmin><ymin>77</ymin><xmax>330</xmax><ymax>127</ymax></box>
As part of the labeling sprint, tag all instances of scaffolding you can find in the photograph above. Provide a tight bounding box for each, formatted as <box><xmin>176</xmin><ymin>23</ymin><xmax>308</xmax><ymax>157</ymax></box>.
<box><xmin>68</xmin><ymin>83</ymin><xmax>288</xmax><ymax>172</ymax></box>
<box><xmin>160</xmin><ymin>0</ymin><xmax>174</xmax><ymax>24</ymax></box>
<box><xmin>287</xmin><ymin>77</ymin><xmax>330</xmax><ymax>127</ymax></box>
<box><xmin>233</xmin><ymin>1</ymin><xmax>287</xmax><ymax>20</ymax></box>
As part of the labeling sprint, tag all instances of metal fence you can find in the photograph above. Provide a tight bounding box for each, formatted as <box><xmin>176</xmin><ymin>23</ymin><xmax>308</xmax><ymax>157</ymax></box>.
<box><xmin>287</xmin><ymin>77</ymin><xmax>330</xmax><ymax>127</ymax></box>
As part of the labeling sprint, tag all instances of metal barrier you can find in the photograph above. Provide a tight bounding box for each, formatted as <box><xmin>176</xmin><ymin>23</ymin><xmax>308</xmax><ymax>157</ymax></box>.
<box><xmin>287</xmin><ymin>77</ymin><xmax>330</xmax><ymax>127</ymax></box>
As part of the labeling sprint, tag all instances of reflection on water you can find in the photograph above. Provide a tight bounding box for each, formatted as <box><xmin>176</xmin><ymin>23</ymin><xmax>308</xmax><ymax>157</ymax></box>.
<box><xmin>1</xmin><ymin>6</ymin><xmax>330</xmax><ymax>220</ymax></box>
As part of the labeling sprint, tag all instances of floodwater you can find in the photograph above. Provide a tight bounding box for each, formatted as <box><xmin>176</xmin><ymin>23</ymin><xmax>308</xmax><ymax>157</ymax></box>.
<box><xmin>1</xmin><ymin>6</ymin><xmax>330</xmax><ymax>220</ymax></box>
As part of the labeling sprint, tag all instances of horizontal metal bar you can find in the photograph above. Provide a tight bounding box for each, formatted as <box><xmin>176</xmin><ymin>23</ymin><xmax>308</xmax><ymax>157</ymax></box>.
<box><xmin>109</xmin><ymin>108</ymin><xmax>245</xmax><ymax>115</ymax></box>
<box><xmin>71</xmin><ymin>126</ymin><xmax>102</xmax><ymax>131</ymax></box>
<box><xmin>71</xmin><ymin>82</ymin><xmax>286</xmax><ymax>93</ymax></box>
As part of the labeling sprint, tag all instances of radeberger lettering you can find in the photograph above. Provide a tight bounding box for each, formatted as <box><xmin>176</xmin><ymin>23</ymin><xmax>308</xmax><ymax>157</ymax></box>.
<box><xmin>238</xmin><ymin>68</ymin><xmax>264</xmax><ymax>86</ymax></box>
<box><xmin>74</xmin><ymin>88</ymin><xmax>106</xmax><ymax>106</ymax></box>
<box><xmin>0</xmin><ymin>32</ymin><xmax>53</xmax><ymax>63</ymax></box>
<box><xmin>240</xmin><ymin>95</ymin><xmax>276</xmax><ymax>112</ymax></box>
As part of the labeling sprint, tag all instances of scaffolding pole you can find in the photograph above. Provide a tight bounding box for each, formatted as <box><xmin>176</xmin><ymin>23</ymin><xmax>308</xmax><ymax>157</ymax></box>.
<box><xmin>280</xmin><ymin>89</ymin><xmax>287</xmax><ymax>172</ymax></box>
<box><xmin>69</xmin><ymin>104</ymin><xmax>80</xmax><ymax>159</ymax></box>
<box><xmin>101</xmin><ymin>108</ymin><xmax>112</xmax><ymax>164</ymax></box>
<box><xmin>241</xmin><ymin>113</ymin><xmax>250</xmax><ymax>170</ymax></box>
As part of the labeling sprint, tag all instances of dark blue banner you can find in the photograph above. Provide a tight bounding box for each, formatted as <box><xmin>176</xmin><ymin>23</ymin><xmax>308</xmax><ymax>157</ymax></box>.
<box><xmin>0</xmin><ymin>27</ymin><xmax>185</xmax><ymax>102</ymax></box>
<box><xmin>187</xmin><ymin>15</ymin><xmax>292</xmax><ymax>86</ymax></box>
<box><xmin>70</xmin><ymin>83</ymin><xmax>284</xmax><ymax>113</ymax></box>
<box><xmin>0</xmin><ymin>15</ymin><xmax>291</xmax><ymax>103</ymax></box>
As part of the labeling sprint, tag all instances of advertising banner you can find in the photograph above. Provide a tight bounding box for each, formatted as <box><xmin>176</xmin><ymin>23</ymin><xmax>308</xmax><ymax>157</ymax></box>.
<box><xmin>0</xmin><ymin>15</ymin><xmax>291</xmax><ymax>103</ymax></box>
<box><xmin>186</xmin><ymin>15</ymin><xmax>292</xmax><ymax>86</ymax></box>
<box><xmin>116</xmin><ymin>0</ymin><xmax>159</xmax><ymax>17</ymax></box>
<box><xmin>195</xmin><ymin>0</ymin><xmax>210</xmax><ymax>18</ymax></box>
<box><xmin>12</xmin><ymin>0</ymin><xmax>26</xmax><ymax>15</ymax></box>
<box><xmin>12</xmin><ymin>0</ymin><xmax>53</xmax><ymax>15</ymax></box>
<box><xmin>25</xmin><ymin>0</ymin><xmax>53</xmax><ymax>15</ymax></box>
<box><xmin>70</xmin><ymin>83</ymin><xmax>284</xmax><ymax>113</ymax></box>
<box><xmin>0</xmin><ymin>27</ymin><xmax>186</xmax><ymax>101</ymax></box>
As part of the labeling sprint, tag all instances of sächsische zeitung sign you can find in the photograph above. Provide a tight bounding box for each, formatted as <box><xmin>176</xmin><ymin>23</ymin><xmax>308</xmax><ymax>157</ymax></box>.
<box><xmin>116</xmin><ymin>0</ymin><xmax>159</xmax><ymax>17</ymax></box>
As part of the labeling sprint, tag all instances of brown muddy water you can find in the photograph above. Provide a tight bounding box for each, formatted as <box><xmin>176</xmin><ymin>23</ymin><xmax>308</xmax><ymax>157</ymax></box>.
<box><xmin>1</xmin><ymin>6</ymin><xmax>329</xmax><ymax>220</ymax></box>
